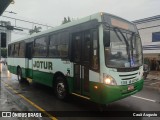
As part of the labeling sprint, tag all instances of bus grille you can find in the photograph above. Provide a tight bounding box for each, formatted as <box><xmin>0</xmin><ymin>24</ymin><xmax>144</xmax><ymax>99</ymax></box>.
<box><xmin>119</xmin><ymin>72</ymin><xmax>138</xmax><ymax>80</ymax></box>
<box><xmin>117</xmin><ymin>67</ymin><xmax>139</xmax><ymax>72</ymax></box>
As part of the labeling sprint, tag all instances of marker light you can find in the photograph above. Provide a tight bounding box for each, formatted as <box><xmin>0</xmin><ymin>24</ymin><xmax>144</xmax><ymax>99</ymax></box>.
<box><xmin>103</xmin><ymin>74</ymin><xmax>117</xmax><ymax>85</ymax></box>
<box><xmin>94</xmin><ymin>86</ymin><xmax>98</xmax><ymax>89</ymax></box>
<box><xmin>100</xmin><ymin>12</ymin><xmax>103</xmax><ymax>16</ymax></box>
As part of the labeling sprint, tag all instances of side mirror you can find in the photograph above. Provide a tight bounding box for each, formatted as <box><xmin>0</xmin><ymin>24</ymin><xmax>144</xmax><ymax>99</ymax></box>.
<box><xmin>103</xmin><ymin>31</ymin><xmax>110</xmax><ymax>47</ymax></box>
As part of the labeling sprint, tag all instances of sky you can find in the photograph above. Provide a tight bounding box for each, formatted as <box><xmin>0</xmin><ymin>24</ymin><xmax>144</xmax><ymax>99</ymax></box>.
<box><xmin>1</xmin><ymin>0</ymin><xmax>160</xmax><ymax>40</ymax></box>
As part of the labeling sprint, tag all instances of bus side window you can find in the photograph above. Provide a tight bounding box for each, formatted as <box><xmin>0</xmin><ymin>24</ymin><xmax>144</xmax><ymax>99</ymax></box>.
<box><xmin>34</xmin><ymin>36</ymin><xmax>47</xmax><ymax>57</ymax></box>
<box><xmin>19</xmin><ymin>42</ymin><xmax>25</xmax><ymax>57</ymax></box>
<box><xmin>12</xmin><ymin>44</ymin><xmax>16</xmax><ymax>57</ymax></box>
<box><xmin>91</xmin><ymin>30</ymin><xmax>99</xmax><ymax>70</ymax></box>
<box><xmin>10</xmin><ymin>44</ymin><xmax>14</xmax><ymax>57</ymax></box>
<box><xmin>72</xmin><ymin>34</ymin><xmax>81</xmax><ymax>62</ymax></box>
<box><xmin>58</xmin><ymin>31</ymin><xmax>69</xmax><ymax>57</ymax></box>
<box><xmin>49</xmin><ymin>34</ymin><xmax>59</xmax><ymax>57</ymax></box>
<box><xmin>8</xmin><ymin>45</ymin><xmax>11</xmax><ymax>57</ymax></box>
<box><xmin>15</xmin><ymin>43</ymin><xmax>20</xmax><ymax>57</ymax></box>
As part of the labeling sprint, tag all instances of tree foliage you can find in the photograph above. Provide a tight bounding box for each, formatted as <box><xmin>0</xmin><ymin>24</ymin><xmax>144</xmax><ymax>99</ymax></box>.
<box><xmin>62</xmin><ymin>17</ymin><xmax>71</xmax><ymax>24</ymax></box>
<box><xmin>29</xmin><ymin>26</ymin><xmax>42</xmax><ymax>35</ymax></box>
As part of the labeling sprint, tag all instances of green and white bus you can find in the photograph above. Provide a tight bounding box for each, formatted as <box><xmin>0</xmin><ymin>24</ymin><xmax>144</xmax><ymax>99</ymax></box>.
<box><xmin>7</xmin><ymin>12</ymin><xmax>143</xmax><ymax>104</ymax></box>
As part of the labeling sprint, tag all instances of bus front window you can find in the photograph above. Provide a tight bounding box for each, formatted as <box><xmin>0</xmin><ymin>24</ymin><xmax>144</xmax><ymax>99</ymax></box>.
<box><xmin>104</xmin><ymin>28</ymin><xmax>143</xmax><ymax>68</ymax></box>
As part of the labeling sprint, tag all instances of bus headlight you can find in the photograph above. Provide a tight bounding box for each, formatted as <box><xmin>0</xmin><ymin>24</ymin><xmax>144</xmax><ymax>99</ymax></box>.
<box><xmin>103</xmin><ymin>74</ymin><xmax>117</xmax><ymax>85</ymax></box>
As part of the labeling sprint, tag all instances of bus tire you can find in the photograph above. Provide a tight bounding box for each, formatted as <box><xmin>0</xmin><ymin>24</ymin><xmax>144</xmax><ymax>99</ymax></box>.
<box><xmin>55</xmin><ymin>76</ymin><xmax>68</xmax><ymax>100</ymax></box>
<box><xmin>97</xmin><ymin>104</ymin><xmax>108</xmax><ymax>111</ymax></box>
<box><xmin>17</xmin><ymin>67</ymin><xmax>24</xmax><ymax>83</ymax></box>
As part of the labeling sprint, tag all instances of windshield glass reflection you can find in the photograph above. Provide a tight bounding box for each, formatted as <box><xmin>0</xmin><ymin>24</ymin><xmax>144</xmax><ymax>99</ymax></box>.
<box><xmin>104</xmin><ymin>27</ymin><xmax>143</xmax><ymax>68</ymax></box>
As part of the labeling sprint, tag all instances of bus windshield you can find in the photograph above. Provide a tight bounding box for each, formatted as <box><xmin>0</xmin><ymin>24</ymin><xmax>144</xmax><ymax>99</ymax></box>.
<box><xmin>104</xmin><ymin>27</ymin><xmax>143</xmax><ymax>68</ymax></box>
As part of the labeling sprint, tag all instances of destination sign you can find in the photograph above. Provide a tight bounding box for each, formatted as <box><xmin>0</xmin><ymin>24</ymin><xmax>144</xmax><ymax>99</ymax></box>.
<box><xmin>111</xmin><ymin>18</ymin><xmax>129</xmax><ymax>30</ymax></box>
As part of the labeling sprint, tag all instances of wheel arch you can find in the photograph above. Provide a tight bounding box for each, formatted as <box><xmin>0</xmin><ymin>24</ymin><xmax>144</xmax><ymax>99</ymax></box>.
<box><xmin>53</xmin><ymin>71</ymin><xmax>69</xmax><ymax>100</ymax></box>
<box><xmin>16</xmin><ymin>65</ymin><xmax>21</xmax><ymax>75</ymax></box>
<box><xmin>52</xmin><ymin>71</ymin><xmax>68</xmax><ymax>87</ymax></box>
<box><xmin>16</xmin><ymin>65</ymin><xmax>25</xmax><ymax>78</ymax></box>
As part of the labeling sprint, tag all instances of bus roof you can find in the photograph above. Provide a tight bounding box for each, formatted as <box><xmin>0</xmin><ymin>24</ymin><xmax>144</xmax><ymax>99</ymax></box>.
<box><xmin>10</xmin><ymin>12</ymin><xmax>133</xmax><ymax>44</ymax></box>
<box><xmin>10</xmin><ymin>12</ymin><xmax>103</xmax><ymax>43</ymax></box>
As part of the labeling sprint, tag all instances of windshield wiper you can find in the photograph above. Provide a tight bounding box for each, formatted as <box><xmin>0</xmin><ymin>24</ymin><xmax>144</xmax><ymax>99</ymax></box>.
<box><xmin>130</xmin><ymin>32</ymin><xmax>135</xmax><ymax>58</ymax></box>
<box><xmin>113</xmin><ymin>28</ymin><xmax>122</xmax><ymax>42</ymax></box>
<box><xmin>114</xmin><ymin>27</ymin><xmax>129</xmax><ymax>47</ymax></box>
<box><xmin>114</xmin><ymin>27</ymin><xmax>131</xmax><ymax>64</ymax></box>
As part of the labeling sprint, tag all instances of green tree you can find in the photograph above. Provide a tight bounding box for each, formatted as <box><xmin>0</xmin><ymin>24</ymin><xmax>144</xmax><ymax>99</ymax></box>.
<box><xmin>62</xmin><ymin>16</ymin><xmax>71</xmax><ymax>24</ymax></box>
<box><xmin>67</xmin><ymin>16</ymin><xmax>71</xmax><ymax>22</ymax></box>
<box><xmin>29</xmin><ymin>26</ymin><xmax>42</xmax><ymax>35</ymax></box>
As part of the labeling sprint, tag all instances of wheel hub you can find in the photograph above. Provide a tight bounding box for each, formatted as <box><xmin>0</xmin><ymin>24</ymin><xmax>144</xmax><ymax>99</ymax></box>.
<box><xmin>57</xmin><ymin>82</ymin><xmax>65</xmax><ymax>96</ymax></box>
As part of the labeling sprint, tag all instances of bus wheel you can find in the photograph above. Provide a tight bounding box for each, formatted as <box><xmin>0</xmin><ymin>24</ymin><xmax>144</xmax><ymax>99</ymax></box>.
<box><xmin>55</xmin><ymin>77</ymin><xmax>68</xmax><ymax>100</ymax></box>
<box><xmin>17</xmin><ymin>68</ymin><xmax>23</xmax><ymax>83</ymax></box>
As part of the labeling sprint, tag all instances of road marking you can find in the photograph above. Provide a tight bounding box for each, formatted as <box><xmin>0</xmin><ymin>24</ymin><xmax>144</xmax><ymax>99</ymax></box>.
<box><xmin>2</xmin><ymin>81</ymin><xmax>57</xmax><ymax>120</ymax></box>
<box><xmin>72</xmin><ymin>93</ymin><xmax>90</xmax><ymax>100</ymax></box>
<box><xmin>131</xmin><ymin>95</ymin><xmax>156</xmax><ymax>102</ymax></box>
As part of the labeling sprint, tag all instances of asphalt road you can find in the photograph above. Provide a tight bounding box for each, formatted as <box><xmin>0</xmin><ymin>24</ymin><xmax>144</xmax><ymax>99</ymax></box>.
<box><xmin>1</xmin><ymin>64</ymin><xmax>160</xmax><ymax>120</ymax></box>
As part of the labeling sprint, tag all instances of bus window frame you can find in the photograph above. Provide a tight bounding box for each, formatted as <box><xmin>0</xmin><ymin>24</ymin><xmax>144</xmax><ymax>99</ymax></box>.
<box><xmin>48</xmin><ymin>33</ymin><xmax>59</xmax><ymax>58</ymax></box>
<box><xmin>8</xmin><ymin>44</ymin><xmax>11</xmax><ymax>57</ymax></box>
<box><xmin>48</xmin><ymin>31</ymin><xmax>69</xmax><ymax>59</ymax></box>
<box><xmin>90</xmin><ymin>29</ymin><xmax>100</xmax><ymax>72</ymax></box>
<box><xmin>18</xmin><ymin>41</ymin><xmax>25</xmax><ymax>58</ymax></box>
<box><xmin>33</xmin><ymin>35</ymin><xmax>48</xmax><ymax>58</ymax></box>
<box><xmin>70</xmin><ymin>28</ymin><xmax>100</xmax><ymax>72</ymax></box>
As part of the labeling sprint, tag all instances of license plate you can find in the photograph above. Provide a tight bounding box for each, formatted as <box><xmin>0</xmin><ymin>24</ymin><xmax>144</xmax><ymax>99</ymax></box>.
<box><xmin>128</xmin><ymin>85</ymin><xmax>134</xmax><ymax>91</ymax></box>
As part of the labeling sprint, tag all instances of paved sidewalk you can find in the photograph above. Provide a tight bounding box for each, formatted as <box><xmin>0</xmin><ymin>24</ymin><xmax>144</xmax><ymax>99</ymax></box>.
<box><xmin>144</xmin><ymin>71</ymin><xmax>160</xmax><ymax>90</ymax></box>
<box><xmin>147</xmin><ymin>71</ymin><xmax>160</xmax><ymax>80</ymax></box>
<box><xmin>0</xmin><ymin>63</ymin><xmax>28</xmax><ymax>120</ymax></box>
<box><xmin>0</xmin><ymin>77</ymin><xmax>21</xmax><ymax>120</ymax></box>
<box><xmin>1</xmin><ymin>63</ymin><xmax>46</xmax><ymax>120</ymax></box>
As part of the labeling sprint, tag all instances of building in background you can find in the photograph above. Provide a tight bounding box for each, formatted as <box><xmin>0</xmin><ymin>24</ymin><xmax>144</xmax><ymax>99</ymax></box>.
<box><xmin>133</xmin><ymin>15</ymin><xmax>160</xmax><ymax>70</ymax></box>
<box><xmin>0</xmin><ymin>0</ymin><xmax>13</xmax><ymax>59</ymax></box>
<box><xmin>0</xmin><ymin>0</ymin><xmax>13</xmax><ymax>15</ymax></box>
<box><xmin>0</xmin><ymin>21</ymin><xmax>12</xmax><ymax>46</ymax></box>
<box><xmin>0</xmin><ymin>0</ymin><xmax>13</xmax><ymax>46</ymax></box>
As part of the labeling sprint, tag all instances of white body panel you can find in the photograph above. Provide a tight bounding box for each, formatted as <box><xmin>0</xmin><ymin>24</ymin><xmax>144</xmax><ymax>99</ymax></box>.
<box><xmin>32</xmin><ymin>58</ymin><xmax>72</xmax><ymax>76</ymax></box>
<box><xmin>7</xmin><ymin>58</ymin><xmax>26</xmax><ymax>68</ymax></box>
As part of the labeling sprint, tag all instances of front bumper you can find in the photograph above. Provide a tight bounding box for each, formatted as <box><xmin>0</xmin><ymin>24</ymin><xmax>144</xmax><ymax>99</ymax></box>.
<box><xmin>90</xmin><ymin>79</ymin><xmax>144</xmax><ymax>104</ymax></box>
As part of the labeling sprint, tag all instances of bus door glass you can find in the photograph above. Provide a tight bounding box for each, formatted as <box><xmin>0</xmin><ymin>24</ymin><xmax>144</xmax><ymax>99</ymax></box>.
<box><xmin>26</xmin><ymin>42</ymin><xmax>33</xmax><ymax>78</ymax></box>
<box><xmin>72</xmin><ymin>31</ymin><xmax>90</xmax><ymax>96</ymax></box>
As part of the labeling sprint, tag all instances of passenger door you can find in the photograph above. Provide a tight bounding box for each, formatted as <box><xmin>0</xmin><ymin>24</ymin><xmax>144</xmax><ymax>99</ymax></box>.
<box><xmin>72</xmin><ymin>31</ymin><xmax>90</xmax><ymax>96</ymax></box>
